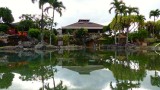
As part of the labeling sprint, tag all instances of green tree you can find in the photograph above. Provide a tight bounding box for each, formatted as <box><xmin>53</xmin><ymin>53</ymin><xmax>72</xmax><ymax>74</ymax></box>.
<box><xmin>103</xmin><ymin>24</ymin><xmax>111</xmax><ymax>35</ymax></box>
<box><xmin>155</xmin><ymin>20</ymin><xmax>160</xmax><ymax>38</ymax></box>
<box><xmin>145</xmin><ymin>21</ymin><xmax>154</xmax><ymax>37</ymax></box>
<box><xmin>109</xmin><ymin>0</ymin><xmax>125</xmax><ymax>44</ymax></box>
<box><xmin>125</xmin><ymin>6</ymin><xmax>139</xmax><ymax>45</ymax></box>
<box><xmin>44</xmin><ymin>0</ymin><xmax>65</xmax><ymax>45</ymax></box>
<box><xmin>17</xmin><ymin>20</ymin><xmax>34</xmax><ymax>31</ymax></box>
<box><xmin>75</xmin><ymin>28</ymin><xmax>88</xmax><ymax>46</ymax></box>
<box><xmin>31</xmin><ymin>0</ymin><xmax>48</xmax><ymax>44</ymax></box>
<box><xmin>149</xmin><ymin>9</ymin><xmax>160</xmax><ymax>37</ymax></box>
<box><xmin>0</xmin><ymin>7</ymin><xmax>14</xmax><ymax>23</ymax></box>
<box><xmin>63</xmin><ymin>34</ymin><xmax>70</xmax><ymax>46</ymax></box>
<box><xmin>136</xmin><ymin>15</ymin><xmax>146</xmax><ymax>30</ymax></box>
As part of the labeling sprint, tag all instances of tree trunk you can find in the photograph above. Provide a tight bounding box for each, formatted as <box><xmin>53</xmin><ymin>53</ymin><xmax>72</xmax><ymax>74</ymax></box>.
<box><xmin>50</xmin><ymin>8</ymin><xmax>55</xmax><ymax>45</ymax></box>
<box><xmin>41</xmin><ymin>5</ymin><xmax>44</xmax><ymax>44</ymax></box>
<box><xmin>126</xmin><ymin>27</ymin><xmax>129</xmax><ymax>46</ymax></box>
<box><xmin>114</xmin><ymin>31</ymin><xmax>117</xmax><ymax>45</ymax></box>
<box><xmin>153</xmin><ymin>17</ymin><xmax>155</xmax><ymax>37</ymax></box>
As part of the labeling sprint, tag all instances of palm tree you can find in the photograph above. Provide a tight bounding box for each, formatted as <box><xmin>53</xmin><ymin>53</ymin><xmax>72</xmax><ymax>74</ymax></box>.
<box><xmin>109</xmin><ymin>0</ymin><xmax>125</xmax><ymax>45</ymax></box>
<box><xmin>31</xmin><ymin>0</ymin><xmax>48</xmax><ymax>44</ymax></box>
<box><xmin>125</xmin><ymin>6</ymin><xmax>139</xmax><ymax>45</ymax></box>
<box><xmin>137</xmin><ymin>15</ymin><xmax>146</xmax><ymax>30</ymax></box>
<box><xmin>149</xmin><ymin>9</ymin><xmax>160</xmax><ymax>37</ymax></box>
<box><xmin>44</xmin><ymin>0</ymin><xmax>65</xmax><ymax>45</ymax></box>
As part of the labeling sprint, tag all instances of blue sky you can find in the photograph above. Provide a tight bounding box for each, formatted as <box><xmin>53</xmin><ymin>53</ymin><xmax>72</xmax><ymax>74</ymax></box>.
<box><xmin>0</xmin><ymin>0</ymin><xmax>160</xmax><ymax>28</ymax></box>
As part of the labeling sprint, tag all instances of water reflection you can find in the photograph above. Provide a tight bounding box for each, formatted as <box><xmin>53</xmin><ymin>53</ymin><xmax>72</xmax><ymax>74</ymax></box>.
<box><xmin>0</xmin><ymin>49</ymin><xmax>160</xmax><ymax>90</ymax></box>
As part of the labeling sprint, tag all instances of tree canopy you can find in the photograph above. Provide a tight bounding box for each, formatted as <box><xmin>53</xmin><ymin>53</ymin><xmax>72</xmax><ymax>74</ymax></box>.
<box><xmin>0</xmin><ymin>7</ymin><xmax>14</xmax><ymax>23</ymax></box>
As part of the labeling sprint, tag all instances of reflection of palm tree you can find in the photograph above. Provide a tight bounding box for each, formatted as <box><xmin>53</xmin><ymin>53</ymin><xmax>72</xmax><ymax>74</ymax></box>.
<box><xmin>0</xmin><ymin>73</ymin><xmax>14</xmax><ymax>89</ymax></box>
<box><xmin>150</xmin><ymin>54</ymin><xmax>160</xmax><ymax>87</ymax></box>
<box><xmin>150</xmin><ymin>75</ymin><xmax>160</xmax><ymax>87</ymax></box>
<box><xmin>110</xmin><ymin>81</ymin><xmax>140</xmax><ymax>90</ymax></box>
<box><xmin>44</xmin><ymin>81</ymin><xmax>67</xmax><ymax>90</ymax></box>
<box><xmin>108</xmin><ymin>50</ymin><xmax>147</xmax><ymax>90</ymax></box>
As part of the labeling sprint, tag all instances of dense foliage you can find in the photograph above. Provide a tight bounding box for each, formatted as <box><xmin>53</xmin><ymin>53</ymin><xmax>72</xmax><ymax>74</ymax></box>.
<box><xmin>0</xmin><ymin>24</ymin><xmax>9</xmax><ymax>32</ymax></box>
<box><xmin>17</xmin><ymin>20</ymin><xmax>34</xmax><ymax>31</ymax></box>
<box><xmin>28</xmin><ymin>28</ymin><xmax>40</xmax><ymax>39</ymax></box>
<box><xmin>0</xmin><ymin>7</ymin><xmax>14</xmax><ymax>23</ymax></box>
<box><xmin>129</xmin><ymin>29</ymin><xmax>148</xmax><ymax>42</ymax></box>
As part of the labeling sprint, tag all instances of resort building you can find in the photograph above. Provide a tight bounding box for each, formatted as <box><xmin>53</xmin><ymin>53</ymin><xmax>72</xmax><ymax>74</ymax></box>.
<box><xmin>61</xmin><ymin>19</ymin><xmax>103</xmax><ymax>34</ymax></box>
<box><xmin>59</xmin><ymin>19</ymin><xmax>104</xmax><ymax>47</ymax></box>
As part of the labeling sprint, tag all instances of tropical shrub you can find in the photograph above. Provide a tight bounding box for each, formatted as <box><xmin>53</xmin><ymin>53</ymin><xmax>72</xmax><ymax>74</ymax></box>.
<box><xmin>137</xmin><ymin>29</ymin><xmax>148</xmax><ymax>41</ymax></box>
<box><xmin>43</xmin><ymin>30</ymin><xmax>57</xmax><ymax>44</ymax></box>
<box><xmin>63</xmin><ymin>34</ymin><xmax>70</xmax><ymax>45</ymax></box>
<box><xmin>103</xmin><ymin>36</ymin><xmax>114</xmax><ymax>44</ymax></box>
<box><xmin>28</xmin><ymin>28</ymin><xmax>40</xmax><ymax>39</ymax></box>
<box><xmin>74</xmin><ymin>28</ymin><xmax>88</xmax><ymax>45</ymax></box>
<box><xmin>129</xmin><ymin>29</ymin><xmax>148</xmax><ymax>42</ymax></box>
<box><xmin>75</xmin><ymin>28</ymin><xmax>88</xmax><ymax>38</ymax></box>
<box><xmin>0</xmin><ymin>24</ymin><xmax>9</xmax><ymax>32</ymax></box>
<box><xmin>155</xmin><ymin>20</ymin><xmax>160</xmax><ymax>38</ymax></box>
<box><xmin>145</xmin><ymin>38</ymin><xmax>156</xmax><ymax>45</ymax></box>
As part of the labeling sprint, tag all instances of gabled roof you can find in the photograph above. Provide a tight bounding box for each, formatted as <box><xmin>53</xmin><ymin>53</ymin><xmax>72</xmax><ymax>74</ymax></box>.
<box><xmin>62</xmin><ymin>19</ymin><xmax>103</xmax><ymax>29</ymax></box>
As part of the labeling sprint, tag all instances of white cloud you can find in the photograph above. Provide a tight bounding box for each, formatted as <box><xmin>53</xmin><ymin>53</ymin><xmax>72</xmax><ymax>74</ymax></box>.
<box><xmin>0</xmin><ymin>0</ymin><xmax>160</xmax><ymax>28</ymax></box>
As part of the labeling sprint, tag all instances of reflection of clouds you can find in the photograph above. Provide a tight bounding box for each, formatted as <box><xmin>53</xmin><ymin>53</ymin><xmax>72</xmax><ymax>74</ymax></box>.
<box><xmin>7</xmin><ymin>73</ymin><xmax>42</xmax><ymax>90</ymax></box>
<box><xmin>130</xmin><ymin>61</ymin><xmax>139</xmax><ymax>70</ymax></box>
<box><xmin>0</xmin><ymin>73</ymin><xmax>4</xmax><ymax>79</ymax></box>
<box><xmin>54</xmin><ymin>66</ymin><xmax>115</xmax><ymax>90</ymax></box>
<box><xmin>140</xmin><ymin>71</ymin><xmax>160</xmax><ymax>90</ymax></box>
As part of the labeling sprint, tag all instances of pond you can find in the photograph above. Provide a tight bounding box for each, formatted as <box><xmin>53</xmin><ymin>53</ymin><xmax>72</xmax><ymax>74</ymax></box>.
<box><xmin>0</xmin><ymin>49</ymin><xmax>160</xmax><ymax>90</ymax></box>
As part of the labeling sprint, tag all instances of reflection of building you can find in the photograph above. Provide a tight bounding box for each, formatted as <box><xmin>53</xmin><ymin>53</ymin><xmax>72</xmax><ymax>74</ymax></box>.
<box><xmin>63</xmin><ymin>65</ymin><xmax>104</xmax><ymax>74</ymax></box>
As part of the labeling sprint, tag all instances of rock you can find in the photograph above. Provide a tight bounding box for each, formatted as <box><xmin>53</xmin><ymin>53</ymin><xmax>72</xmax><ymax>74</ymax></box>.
<box><xmin>46</xmin><ymin>45</ymin><xmax>58</xmax><ymax>49</ymax></box>
<box><xmin>34</xmin><ymin>43</ymin><xmax>46</xmax><ymax>50</ymax></box>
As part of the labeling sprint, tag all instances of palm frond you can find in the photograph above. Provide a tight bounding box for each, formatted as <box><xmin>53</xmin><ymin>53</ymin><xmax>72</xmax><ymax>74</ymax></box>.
<box><xmin>44</xmin><ymin>6</ymin><xmax>52</xmax><ymax>13</ymax></box>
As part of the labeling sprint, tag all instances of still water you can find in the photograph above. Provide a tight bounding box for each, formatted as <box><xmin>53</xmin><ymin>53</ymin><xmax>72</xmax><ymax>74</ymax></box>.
<box><xmin>0</xmin><ymin>49</ymin><xmax>160</xmax><ymax>90</ymax></box>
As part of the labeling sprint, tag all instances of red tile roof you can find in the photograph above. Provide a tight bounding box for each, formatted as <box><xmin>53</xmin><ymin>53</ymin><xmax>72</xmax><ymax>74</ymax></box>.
<box><xmin>62</xmin><ymin>19</ymin><xmax>103</xmax><ymax>29</ymax></box>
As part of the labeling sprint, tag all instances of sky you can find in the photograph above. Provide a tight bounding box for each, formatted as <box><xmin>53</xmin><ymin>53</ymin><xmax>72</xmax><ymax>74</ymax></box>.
<box><xmin>0</xmin><ymin>0</ymin><xmax>160</xmax><ymax>28</ymax></box>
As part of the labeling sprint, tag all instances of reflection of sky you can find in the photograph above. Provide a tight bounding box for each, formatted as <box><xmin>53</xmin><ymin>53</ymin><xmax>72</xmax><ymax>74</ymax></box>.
<box><xmin>54</xmin><ymin>66</ymin><xmax>116</xmax><ymax>90</ymax></box>
<box><xmin>2</xmin><ymin>67</ymin><xmax>160</xmax><ymax>90</ymax></box>
<box><xmin>5</xmin><ymin>73</ymin><xmax>42</xmax><ymax>90</ymax></box>
<box><xmin>136</xmin><ymin>71</ymin><xmax>160</xmax><ymax>90</ymax></box>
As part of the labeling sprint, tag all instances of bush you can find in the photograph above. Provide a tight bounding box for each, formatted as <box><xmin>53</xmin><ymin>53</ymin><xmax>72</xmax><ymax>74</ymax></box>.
<box><xmin>63</xmin><ymin>34</ymin><xmax>70</xmax><ymax>45</ymax></box>
<box><xmin>99</xmin><ymin>36</ymin><xmax>114</xmax><ymax>44</ymax></box>
<box><xmin>0</xmin><ymin>24</ymin><xmax>9</xmax><ymax>32</ymax></box>
<box><xmin>129</xmin><ymin>29</ymin><xmax>148</xmax><ymax>42</ymax></box>
<box><xmin>145</xmin><ymin>38</ymin><xmax>156</xmax><ymax>45</ymax></box>
<box><xmin>28</xmin><ymin>28</ymin><xmax>40</xmax><ymax>39</ymax></box>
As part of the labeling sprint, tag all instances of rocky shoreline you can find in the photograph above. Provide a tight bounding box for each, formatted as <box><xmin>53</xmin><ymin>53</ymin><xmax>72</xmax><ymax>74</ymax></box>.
<box><xmin>0</xmin><ymin>45</ymin><xmax>84</xmax><ymax>51</ymax></box>
<box><xmin>0</xmin><ymin>44</ymin><xmax>160</xmax><ymax>52</ymax></box>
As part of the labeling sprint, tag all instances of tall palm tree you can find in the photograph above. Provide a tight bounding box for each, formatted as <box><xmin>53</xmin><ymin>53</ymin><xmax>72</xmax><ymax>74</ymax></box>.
<box><xmin>149</xmin><ymin>9</ymin><xmax>160</xmax><ymax>37</ymax></box>
<box><xmin>31</xmin><ymin>0</ymin><xmax>48</xmax><ymax>44</ymax></box>
<box><xmin>125</xmin><ymin>6</ymin><xmax>139</xmax><ymax>45</ymax></box>
<box><xmin>44</xmin><ymin>0</ymin><xmax>65</xmax><ymax>45</ymax></box>
<box><xmin>109</xmin><ymin>0</ymin><xmax>125</xmax><ymax>45</ymax></box>
<box><xmin>126</xmin><ymin>6</ymin><xmax>139</xmax><ymax>16</ymax></box>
